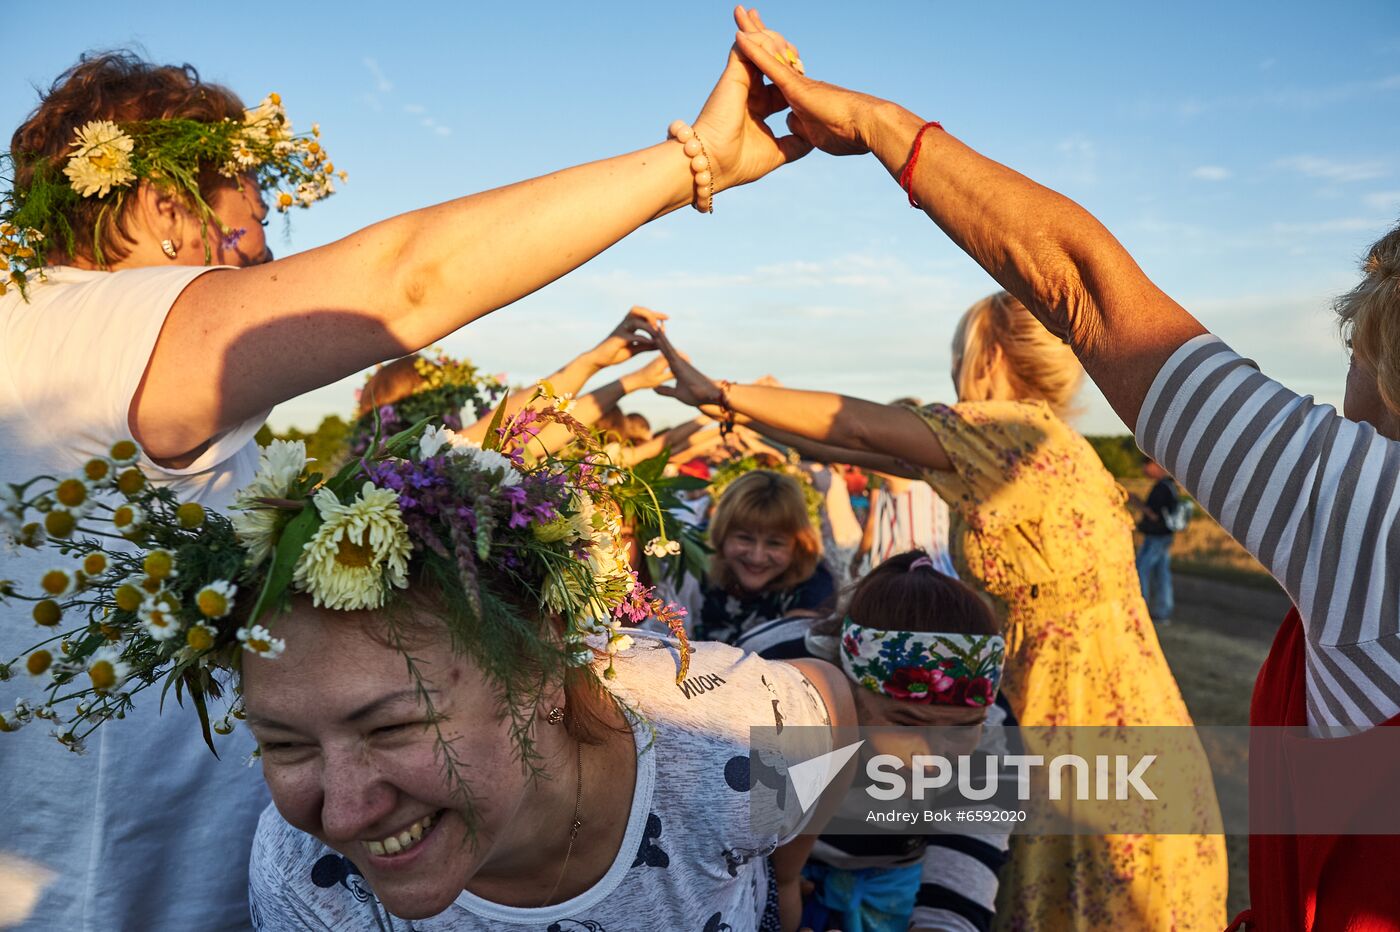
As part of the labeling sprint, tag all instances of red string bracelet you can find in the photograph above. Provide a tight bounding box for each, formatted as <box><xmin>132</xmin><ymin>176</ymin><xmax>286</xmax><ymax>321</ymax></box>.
<box><xmin>898</xmin><ymin>121</ymin><xmax>944</xmax><ymax>208</ymax></box>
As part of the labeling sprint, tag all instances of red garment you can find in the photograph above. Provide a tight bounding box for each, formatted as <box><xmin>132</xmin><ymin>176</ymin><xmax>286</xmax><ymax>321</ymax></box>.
<box><xmin>1227</xmin><ymin>608</ymin><xmax>1400</xmax><ymax>931</ymax></box>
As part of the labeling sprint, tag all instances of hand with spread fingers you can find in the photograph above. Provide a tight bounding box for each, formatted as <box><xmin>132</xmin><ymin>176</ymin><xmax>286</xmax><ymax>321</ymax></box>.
<box><xmin>632</xmin><ymin>319</ymin><xmax>726</xmax><ymax>410</ymax></box>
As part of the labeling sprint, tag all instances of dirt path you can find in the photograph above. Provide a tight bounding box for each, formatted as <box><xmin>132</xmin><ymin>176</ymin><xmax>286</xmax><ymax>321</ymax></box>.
<box><xmin>1153</xmin><ymin>570</ymin><xmax>1288</xmax><ymax>919</ymax></box>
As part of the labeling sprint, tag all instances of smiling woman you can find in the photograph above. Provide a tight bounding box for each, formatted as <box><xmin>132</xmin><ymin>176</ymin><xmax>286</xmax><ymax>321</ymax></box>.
<box><xmin>697</xmin><ymin>469</ymin><xmax>836</xmax><ymax>645</ymax></box>
<box><xmin>0</xmin><ymin>9</ymin><xmax>814</xmax><ymax>929</ymax></box>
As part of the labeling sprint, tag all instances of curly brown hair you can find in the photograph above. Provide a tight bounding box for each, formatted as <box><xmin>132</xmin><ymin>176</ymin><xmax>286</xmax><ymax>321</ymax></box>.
<box><xmin>9</xmin><ymin>50</ymin><xmax>245</xmax><ymax>265</ymax></box>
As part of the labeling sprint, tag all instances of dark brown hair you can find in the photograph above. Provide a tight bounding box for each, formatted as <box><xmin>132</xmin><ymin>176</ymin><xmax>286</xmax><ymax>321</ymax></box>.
<box><xmin>10</xmin><ymin>51</ymin><xmax>245</xmax><ymax>264</ymax></box>
<box><xmin>847</xmin><ymin>550</ymin><xmax>997</xmax><ymax>636</ymax></box>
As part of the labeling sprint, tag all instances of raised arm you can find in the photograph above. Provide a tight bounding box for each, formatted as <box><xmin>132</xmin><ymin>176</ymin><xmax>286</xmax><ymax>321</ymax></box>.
<box><xmin>643</xmin><ymin>322</ymin><xmax>951</xmax><ymax>472</ymax></box>
<box><xmin>530</xmin><ymin>353</ymin><xmax>673</xmax><ymax>456</ymax></box>
<box><xmin>733</xmin><ymin>9</ymin><xmax>1207</xmax><ymax>432</ymax></box>
<box><xmin>132</xmin><ymin>26</ymin><xmax>811</xmax><ymax>462</ymax></box>
<box><xmin>751</xmin><ymin>423</ymin><xmax>924</xmax><ymax>479</ymax></box>
<box><xmin>458</xmin><ymin>308</ymin><xmax>667</xmax><ymax>445</ymax></box>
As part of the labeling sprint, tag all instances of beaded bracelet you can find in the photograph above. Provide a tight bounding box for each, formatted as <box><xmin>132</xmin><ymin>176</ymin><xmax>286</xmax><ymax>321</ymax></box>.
<box><xmin>667</xmin><ymin>120</ymin><xmax>715</xmax><ymax>213</ymax></box>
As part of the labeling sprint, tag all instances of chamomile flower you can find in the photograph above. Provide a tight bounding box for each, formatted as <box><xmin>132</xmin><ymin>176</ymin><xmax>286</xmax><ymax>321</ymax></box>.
<box><xmin>110</xmin><ymin>503</ymin><xmax>145</xmax><ymax>536</ymax></box>
<box><xmin>82</xmin><ymin>456</ymin><xmax>114</xmax><ymax>487</ymax></box>
<box><xmin>138</xmin><ymin>592</ymin><xmax>183</xmax><ymax>642</ymax></box>
<box><xmin>293</xmin><ymin>483</ymin><xmax>411</xmax><ymax>611</ymax></box>
<box><xmin>185</xmin><ymin>623</ymin><xmax>218</xmax><ymax>652</ymax></box>
<box><xmin>108</xmin><ymin>440</ymin><xmax>139</xmax><ymax>467</ymax></box>
<box><xmin>237</xmin><ymin>624</ymin><xmax>285</xmax><ymax>659</ymax></box>
<box><xmin>86</xmin><ymin>645</ymin><xmax>130</xmax><ymax>694</ymax></box>
<box><xmin>443</xmin><ymin>433</ymin><xmax>519</xmax><ymax>485</ymax></box>
<box><xmin>39</xmin><ymin>567</ymin><xmax>77</xmax><ymax>598</ymax></box>
<box><xmin>195</xmin><ymin>581</ymin><xmax>236</xmax><ymax>620</ymax></box>
<box><xmin>63</xmin><ymin>121</ymin><xmax>136</xmax><ymax>197</ymax></box>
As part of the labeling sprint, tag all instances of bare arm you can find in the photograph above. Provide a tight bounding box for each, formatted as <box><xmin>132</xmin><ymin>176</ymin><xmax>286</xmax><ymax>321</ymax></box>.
<box><xmin>642</xmin><ymin>322</ymin><xmax>951</xmax><ymax>471</ymax></box>
<box><xmin>752</xmin><ymin>423</ymin><xmax>925</xmax><ymax>479</ymax></box>
<box><xmin>613</xmin><ymin>415</ymin><xmax>709</xmax><ymax>466</ymax></box>
<box><xmin>459</xmin><ymin>309</ymin><xmax>669</xmax><ymax>447</ymax></box>
<box><xmin>132</xmin><ymin>25</ymin><xmax>811</xmax><ymax>461</ymax></box>
<box><xmin>735</xmin><ymin>16</ymin><xmax>1208</xmax><ymax>433</ymax></box>
<box><xmin>531</xmin><ymin>354</ymin><xmax>671</xmax><ymax>455</ymax></box>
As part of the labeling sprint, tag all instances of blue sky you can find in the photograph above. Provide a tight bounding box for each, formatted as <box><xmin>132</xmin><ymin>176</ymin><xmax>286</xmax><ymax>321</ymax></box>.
<box><xmin>10</xmin><ymin>1</ymin><xmax>1399</xmax><ymax>435</ymax></box>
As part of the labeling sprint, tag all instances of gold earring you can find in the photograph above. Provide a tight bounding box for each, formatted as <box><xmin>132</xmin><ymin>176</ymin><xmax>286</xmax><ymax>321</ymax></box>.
<box><xmin>546</xmin><ymin>706</ymin><xmax>565</xmax><ymax>725</ymax></box>
<box><xmin>160</xmin><ymin>239</ymin><xmax>178</xmax><ymax>259</ymax></box>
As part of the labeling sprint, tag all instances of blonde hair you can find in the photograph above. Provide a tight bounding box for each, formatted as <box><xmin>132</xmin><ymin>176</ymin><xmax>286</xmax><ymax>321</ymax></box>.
<box><xmin>953</xmin><ymin>291</ymin><xmax>1083</xmax><ymax>416</ymax></box>
<box><xmin>708</xmin><ymin>470</ymin><xmax>822</xmax><ymax>593</ymax></box>
<box><xmin>1336</xmin><ymin>223</ymin><xmax>1400</xmax><ymax>413</ymax></box>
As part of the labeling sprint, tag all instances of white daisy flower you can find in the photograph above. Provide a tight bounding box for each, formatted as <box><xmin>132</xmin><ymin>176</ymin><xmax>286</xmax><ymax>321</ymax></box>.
<box><xmin>108</xmin><ymin>440</ymin><xmax>140</xmax><ymax>467</ymax></box>
<box><xmin>292</xmin><ymin>483</ymin><xmax>411</xmax><ymax>611</ymax></box>
<box><xmin>86</xmin><ymin>645</ymin><xmax>130</xmax><ymax>694</ymax></box>
<box><xmin>237</xmin><ymin>624</ymin><xmax>286</xmax><ymax>659</ymax></box>
<box><xmin>443</xmin><ymin>433</ymin><xmax>519</xmax><ymax>486</ymax></box>
<box><xmin>138</xmin><ymin>592</ymin><xmax>183</xmax><ymax>642</ymax></box>
<box><xmin>110</xmin><ymin>503</ymin><xmax>145</xmax><ymax>536</ymax></box>
<box><xmin>195</xmin><ymin>580</ymin><xmax>237</xmax><ymax>620</ymax></box>
<box><xmin>38</xmin><ymin>566</ymin><xmax>77</xmax><ymax>598</ymax></box>
<box><xmin>63</xmin><ymin>120</ymin><xmax>136</xmax><ymax>197</ymax></box>
<box><xmin>232</xmin><ymin>440</ymin><xmax>308</xmax><ymax>566</ymax></box>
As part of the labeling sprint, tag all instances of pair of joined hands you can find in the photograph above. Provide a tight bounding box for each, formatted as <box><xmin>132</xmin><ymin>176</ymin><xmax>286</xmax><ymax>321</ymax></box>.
<box><xmin>695</xmin><ymin>7</ymin><xmax>902</xmax><ymax>198</ymax></box>
<box><xmin>609</xmin><ymin>306</ymin><xmax>762</xmax><ymax>414</ymax></box>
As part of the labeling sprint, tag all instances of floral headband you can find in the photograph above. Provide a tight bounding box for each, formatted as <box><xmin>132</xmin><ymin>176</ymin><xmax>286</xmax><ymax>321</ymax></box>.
<box><xmin>0</xmin><ymin>388</ymin><xmax>688</xmax><ymax>766</ymax></box>
<box><xmin>840</xmin><ymin>619</ymin><xmax>1005</xmax><ymax>708</ymax></box>
<box><xmin>0</xmin><ymin>92</ymin><xmax>341</xmax><ymax>294</ymax></box>
<box><xmin>347</xmin><ymin>351</ymin><xmax>505</xmax><ymax>459</ymax></box>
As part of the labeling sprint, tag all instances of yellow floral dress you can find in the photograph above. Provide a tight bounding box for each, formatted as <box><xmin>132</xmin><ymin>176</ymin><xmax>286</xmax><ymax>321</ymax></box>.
<box><xmin>916</xmin><ymin>400</ymin><xmax>1227</xmax><ymax>931</ymax></box>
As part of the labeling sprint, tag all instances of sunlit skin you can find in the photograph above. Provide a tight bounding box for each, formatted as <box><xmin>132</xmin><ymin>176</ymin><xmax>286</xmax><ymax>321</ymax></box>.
<box><xmin>59</xmin><ymin>176</ymin><xmax>273</xmax><ymax>270</ymax></box>
<box><xmin>720</xmin><ymin>526</ymin><xmax>797</xmax><ymax>594</ymax></box>
<box><xmin>241</xmin><ymin>600</ymin><xmax>637</xmax><ymax>919</ymax></box>
<box><xmin>1343</xmin><ymin>353</ymin><xmax>1400</xmax><ymax>441</ymax></box>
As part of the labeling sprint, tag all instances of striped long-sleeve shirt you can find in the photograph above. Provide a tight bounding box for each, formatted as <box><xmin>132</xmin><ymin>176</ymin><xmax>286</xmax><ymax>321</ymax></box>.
<box><xmin>1136</xmin><ymin>335</ymin><xmax>1400</xmax><ymax>735</ymax></box>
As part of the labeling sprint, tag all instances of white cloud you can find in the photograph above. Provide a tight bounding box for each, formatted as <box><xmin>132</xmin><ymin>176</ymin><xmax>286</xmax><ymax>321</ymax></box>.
<box><xmin>1190</xmin><ymin>165</ymin><xmax>1232</xmax><ymax>182</ymax></box>
<box><xmin>1054</xmin><ymin>135</ymin><xmax>1098</xmax><ymax>186</ymax></box>
<box><xmin>1275</xmin><ymin>155</ymin><xmax>1389</xmax><ymax>183</ymax></box>
<box><xmin>1160</xmin><ymin>73</ymin><xmax>1400</xmax><ymax>119</ymax></box>
<box><xmin>362</xmin><ymin>57</ymin><xmax>393</xmax><ymax>94</ymax></box>
<box><xmin>1363</xmin><ymin>191</ymin><xmax>1400</xmax><ymax>211</ymax></box>
<box><xmin>1270</xmin><ymin>217</ymin><xmax>1383</xmax><ymax>235</ymax></box>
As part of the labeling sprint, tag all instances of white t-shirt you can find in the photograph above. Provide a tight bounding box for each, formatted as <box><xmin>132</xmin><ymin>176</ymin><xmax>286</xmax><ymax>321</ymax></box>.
<box><xmin>247</xmin><ymin>635</ymin><xmax>834</xmax><ymax>931</ymax></box>
<box><xmin>0</xmin><ymin>266</ymin><xmax>271</xmax><ymax>930</ymax></box>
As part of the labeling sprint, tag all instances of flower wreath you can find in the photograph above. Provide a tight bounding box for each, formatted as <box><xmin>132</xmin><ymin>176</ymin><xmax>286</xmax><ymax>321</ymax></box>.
<box><xmin>347</xmin><ymin>351</ymin><xmax>505</xmax><ymax>459</ymax></box>
<box><xmin>0</xmin><ymin>387</ymin><xmax>688</xmax><ymax>807</ymax></box>
<box><xmin>708</xmin><ymin>450</ymin><xmax>825</xmax><ymax>529</ymax></box>
<box><xmin>0</xmin><ymin>92</ymin><xmax>340</xmax><ymax>295</ymax></box>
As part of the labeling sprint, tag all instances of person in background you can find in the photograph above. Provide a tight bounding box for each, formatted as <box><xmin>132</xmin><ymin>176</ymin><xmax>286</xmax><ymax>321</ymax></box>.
<box><xmin>1135</xmin><ymin>459</ymin><xmax>1185</xmax><ymax>627</ymax></box>
<box><xmin>696</xmin><ymin>469</ymin><xmax>835</xmax><ymax>644</ymax></box>
<box><xmin>642</xmin><ymin>286</ymin><xmax>1226</xmax><ymax>929</ymax></box>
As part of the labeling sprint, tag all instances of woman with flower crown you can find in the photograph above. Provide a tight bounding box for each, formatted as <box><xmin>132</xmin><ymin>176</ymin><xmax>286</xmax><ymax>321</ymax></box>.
<box><xmin>2</xmin><ymin>406</ymin><xmax>857</xmax><ymax>930</ymax></box>
<box><xmin>0</xmin><ymin>13</ymin><xmax>812</xmax><ymax>928</ymax></box>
